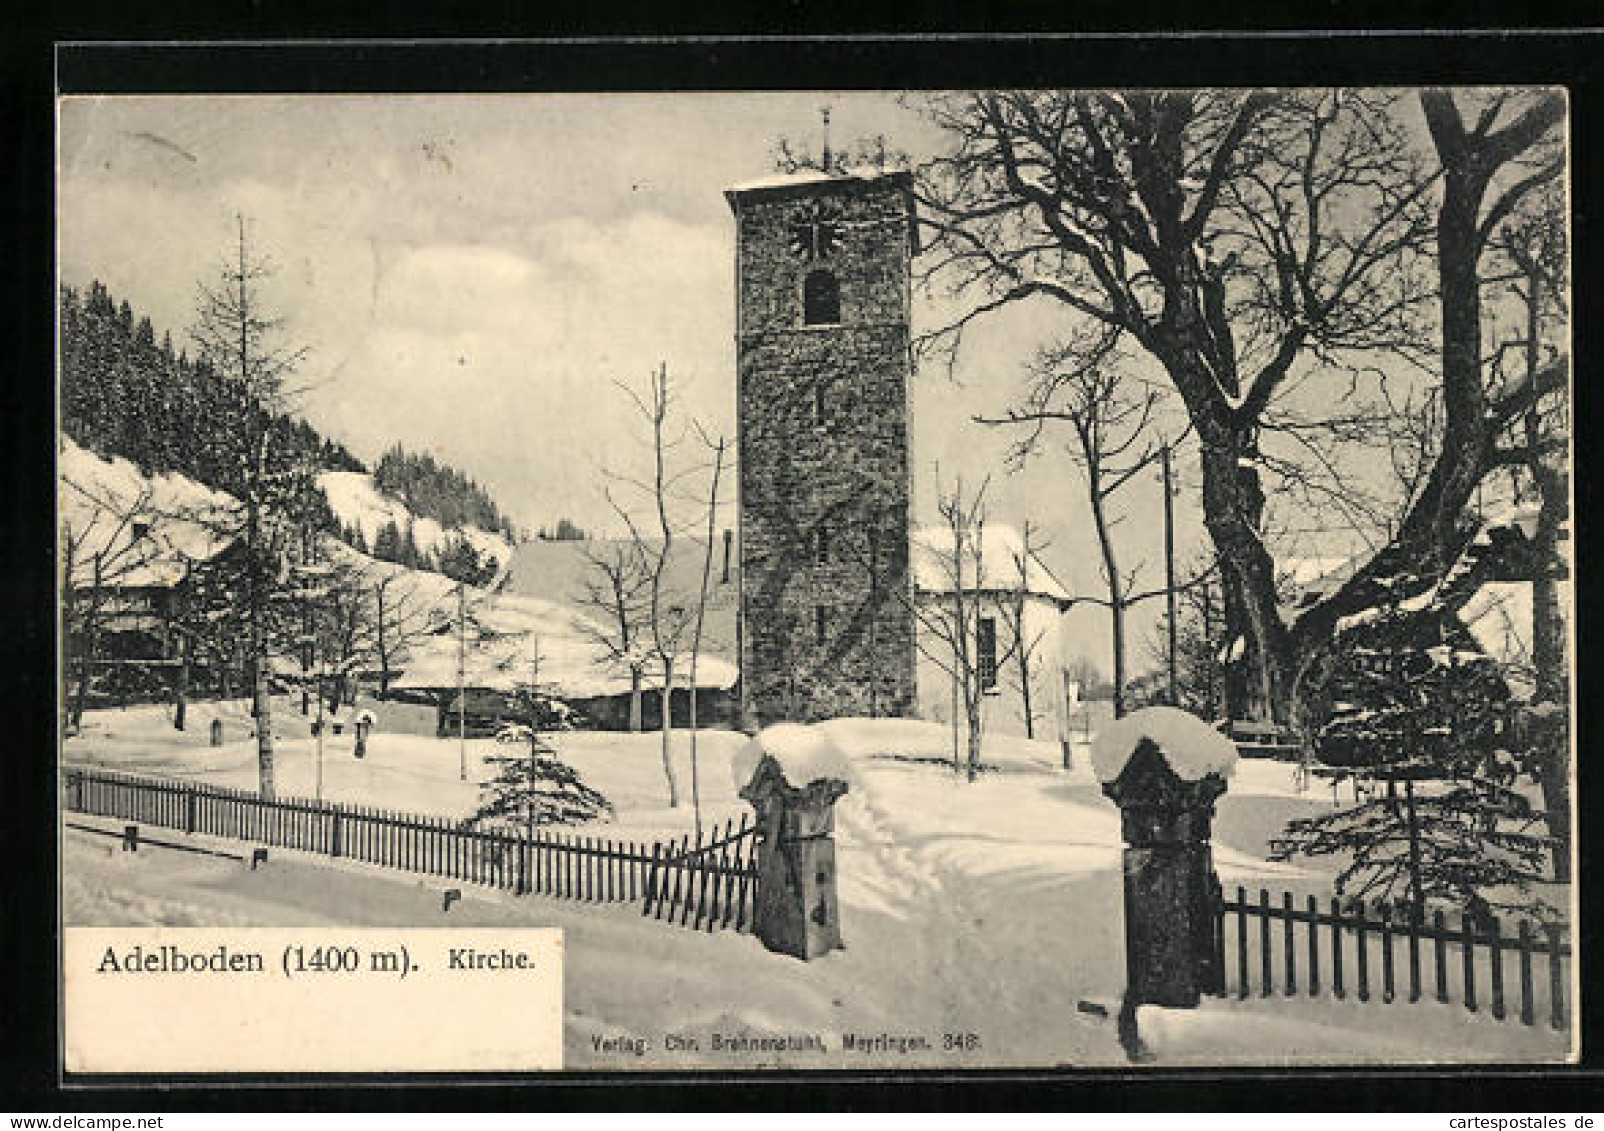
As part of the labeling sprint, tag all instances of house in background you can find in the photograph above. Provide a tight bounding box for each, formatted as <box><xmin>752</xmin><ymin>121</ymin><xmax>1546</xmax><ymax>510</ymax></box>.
<box><xmin>912</xmin><ymin>523</ymin><xmax>1077</xmax><ymax>740</ymax></box>
<box><xmin>386</xmin><ymin>578</ymin><xmax>741</xmax><ymax>733</ymax></box>
<box><xmin>60</xmin><ymin>439</ymin><xmax>243</xmax><ymax>705</ymax></box>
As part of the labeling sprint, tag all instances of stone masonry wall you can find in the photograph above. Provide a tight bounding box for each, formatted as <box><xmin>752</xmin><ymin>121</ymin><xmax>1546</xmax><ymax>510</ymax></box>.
<box><xmin>731</xmin><ymin>173</ymin><xmax>918</xmax><ymax>726</ymax></box>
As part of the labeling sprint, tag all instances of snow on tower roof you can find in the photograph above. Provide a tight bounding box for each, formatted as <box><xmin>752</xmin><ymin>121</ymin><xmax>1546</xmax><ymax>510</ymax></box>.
<box><xmin>724</xmin><ymin>164</ymin><xmax>913</xmax><ymax>197</ymax></box>
<box><xmin>911</xmin><ymin>523</ymin><xmax>1074</xmax><ymax>609</ymax></box>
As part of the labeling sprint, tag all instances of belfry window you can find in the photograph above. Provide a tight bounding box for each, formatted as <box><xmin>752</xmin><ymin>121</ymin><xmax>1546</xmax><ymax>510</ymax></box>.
<box><xmin>803</xmin><ymin>269</ymin><xmax>840</xmax><ymax>325</ymax></box>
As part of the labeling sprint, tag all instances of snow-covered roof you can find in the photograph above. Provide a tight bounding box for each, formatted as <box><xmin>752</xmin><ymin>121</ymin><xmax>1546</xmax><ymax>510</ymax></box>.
<box><xmin>389</xmin><ymin>591</ymin><xmax>739</xmax><ymax>700</ymax></box>
<box><xmin>725</xmin><ymin>165</ymin><xmax>912</xmax><ymax>197</ymax></box>
<box><xmin>1090</xmin><ymin>706</ymin><xmax>1239</xmax><ymax>785</ymax></box>
<box><xmin>500</xmin><ymin>536</ymin><xmax>741</xmax><ymax>659</ymax></box>
<box><xmin>1282</xmin><ymin>555</ymin><xmax>1357</xmax><ymax>598</ymax></box>
<box><xmin>59</xmin><ymin>438</ymin><xmax>239</xmax><ymax>588</ymax></box>
<box><xmin>912</xmin><ymin>523</ymin><xmax>1074</xmax><ymax>608</ymax></box>
<box><xmin>1457</xmin><ymin>581</ymin><xmax>1538</xmax><ymax>700</ymax></box>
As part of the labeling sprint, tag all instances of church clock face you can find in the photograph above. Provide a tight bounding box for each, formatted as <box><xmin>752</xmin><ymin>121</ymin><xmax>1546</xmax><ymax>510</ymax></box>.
<box><xmin>788</xmin><ymin>199</ymin><xmax>843</xmax><ymax>262</ymax></box>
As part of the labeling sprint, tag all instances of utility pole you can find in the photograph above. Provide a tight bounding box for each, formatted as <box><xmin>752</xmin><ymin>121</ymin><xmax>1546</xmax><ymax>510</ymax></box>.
<box><xmin>457</xmin><ymin>582</ymin><xmax>467</xmax><ymax>783</ymax></box>
<box><xmin>1161</xmin><ymin>442</ymin><xmax>1178</xmax><ymax>706</ymax></box>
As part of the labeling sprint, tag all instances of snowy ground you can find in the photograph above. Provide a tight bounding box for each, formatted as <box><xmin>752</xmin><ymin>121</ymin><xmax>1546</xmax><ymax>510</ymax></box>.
<box><xmin>61</xmin><ymin>699</ymin><xmax>1572</xmax><ymax>1067</ymax></box>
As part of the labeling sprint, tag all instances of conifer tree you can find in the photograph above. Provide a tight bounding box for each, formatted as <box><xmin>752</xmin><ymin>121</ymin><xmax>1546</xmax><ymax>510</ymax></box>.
<box><xmin>473</xmin><ymin>689</ymin><xmax>612</xmax><ymax>831</ymax></box>
<box><xmin>189</xmin><ymin>215</ymin><xmax>308</xmax><ymax>799</ymax></box>
<box><xmin>1272</xmin><ymin>599</ymin><xmax>1554</xmax><ymax>923</ymax></box>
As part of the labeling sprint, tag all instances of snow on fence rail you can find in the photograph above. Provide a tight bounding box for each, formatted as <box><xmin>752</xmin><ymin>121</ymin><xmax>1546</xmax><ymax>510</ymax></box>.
<box><xmin>1218</xmin><ymin>885</ymin><xmax>1571</xmax><ymax>1029</ymax></box>
<box><xmin>62</xmin><ymin>766</ymin><xmax>756</xmax><ymax>932</ymax></box>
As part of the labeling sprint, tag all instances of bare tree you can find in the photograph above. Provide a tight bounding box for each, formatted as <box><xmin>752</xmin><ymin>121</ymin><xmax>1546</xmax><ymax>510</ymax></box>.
<box><xmin>919</xmin><ymin>90</ymin><xmax>1448</xmax><ymax>722</ymax></box>
<box><xmin>686</xmin><ymin>425</ymin><xmax>729</xmax><ymax>836</ymax></box>
<box><xmin>913</xmin><ymin>475</ymin><xmax>1017</xmax><ymax>782</ymax></box>
<box><xmin>1486</xmin><ymin>184</ymin><xmax>1570</xmax><ymax>878</ymax></box>
<box><xmin>370</xmin><ymin>567</ymin><xmax>443</xmax><ymax>698</ymax></box>
<box><xmin>1291</xmin><ymin>93</ymin><xmax>1567</xmax><ymax>645</ymax></box>
<box><xmin>59</xmin><ymin>476</ymin><xmax>160</xmax><ymax>732</ymax></box>
<box><xmin>190</xmin><ymin>214</ymin><xmax>309</xmax><ymax>799</ymax></box>
<box><xmin>605</xmin><ymin>363</ymin><xmax>701</xmax><ymax>808</ymax></box>
<box><xmin>981</xmin><ymin>342</ymin><xmax>1171</xmax><ymax>717</ymax></box>
<box><xmin>996</xmin><ymin>518</ymin><xmax>1053</xmax><ymax>738</ymax></box>
<box><xmin>576</xmin><ymin>539</ymin><xmax>653</xmax><ymax>732</ymax></box>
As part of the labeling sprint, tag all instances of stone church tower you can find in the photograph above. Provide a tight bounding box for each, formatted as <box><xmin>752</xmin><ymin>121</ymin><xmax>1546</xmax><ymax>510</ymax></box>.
<box><xmin>725</xmin><ymin>167</ymin><xmax>919</xmax><ymax>726</ymax></box>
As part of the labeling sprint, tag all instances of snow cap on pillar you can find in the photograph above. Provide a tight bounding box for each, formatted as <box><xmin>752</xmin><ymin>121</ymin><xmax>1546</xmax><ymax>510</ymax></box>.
<box><xmin>1090</xmin><ymin>706</ymin><xmax>1239</xmax><ymax>785</ymax></box>
<box><xmin>732</xmin><ymin>722</ymin><xmax>856</xmax><ymax>792</ymax></box>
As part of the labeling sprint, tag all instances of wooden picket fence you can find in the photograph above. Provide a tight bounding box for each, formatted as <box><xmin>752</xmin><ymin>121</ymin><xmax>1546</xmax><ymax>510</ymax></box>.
<box><xmin>1217</xmin><ymin>885</ymin><xmax>1571</xmax><ymax>1029</ymax></box>
<box><xmin>62</xmin><ymin>766</ymin><xmax>756</xmax><ymax>931</ymax></box>
<box><xmin>641</xmin><ymin>815</ymin><xmax>761</xmax><ymax>933</ymax></box>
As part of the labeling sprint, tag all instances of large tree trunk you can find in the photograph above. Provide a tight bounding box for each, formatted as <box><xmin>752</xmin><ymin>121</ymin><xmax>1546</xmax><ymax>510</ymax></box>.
<box><xmin>247</xmin><ymin>439</ymin><xmax>276</xmax><ymax>800</ymax></box>
<box><xmin>1201</xmin><ymin>471</ymin><xmax>1293</xmax><ymax>725</ymax></box>
<box><xmin>629</xmin><ymin>667</ymin><xmax>643</xmax><ymax>732</ymax></box>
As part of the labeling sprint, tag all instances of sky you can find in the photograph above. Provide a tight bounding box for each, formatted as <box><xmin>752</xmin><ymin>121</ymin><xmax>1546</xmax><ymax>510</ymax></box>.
<box><xmin>55</xmin><ymin>91</ymin><xmax>1334</xmax><ymax>678</ymax></box>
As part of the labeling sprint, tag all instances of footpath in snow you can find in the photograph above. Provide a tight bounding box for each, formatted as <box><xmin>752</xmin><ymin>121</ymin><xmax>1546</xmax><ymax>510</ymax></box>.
<box><xmin>61</xmin><ymin>704</ymin><xmax>1571</xmax><ymax>1067</ymax></box>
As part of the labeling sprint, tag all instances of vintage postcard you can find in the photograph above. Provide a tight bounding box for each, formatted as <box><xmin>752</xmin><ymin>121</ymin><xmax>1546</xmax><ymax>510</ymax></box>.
<box><xmin>56</xmin><ymin>85</ymin><xmax>1576</xmax><ymax>1073</ymax></box>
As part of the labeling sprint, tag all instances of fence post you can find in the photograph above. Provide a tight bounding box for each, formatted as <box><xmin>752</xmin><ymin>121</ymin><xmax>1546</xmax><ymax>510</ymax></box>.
<box><xmin>1307</xmin><ymin>894</ymin><xmax>1320</xmax><ymax>998</ymax></box>
<box><xmin>1332</xmin><ymin>897</ymin><xmax>1345</xmax><ymax>1000</ymax></box>
<box><xmin>331</xmin><ymin>810</ymin><xmax>343</xmax><ymax>859</ymax></box>
<box><xmin>1433</xmin><ymin>909</ymin><xmax>1449</xmax><ymax>1004</ymax></box>
<box><xmin>1282</xmin><ymin>890</ymin><xmax>1296</xmax><ymax>996</ymax></box>
<box><xmin>1259</xmin><ymin>889</ymin><xmax>1273</xmax><ymax>998</ymax></box>
<box><xmin>1545</xmin><ymin>923</ymin><xmax>1565</xmax><ymax>1030</ymax></box>
<box><xmin>1517</xmin><ymin>919</ymin><xmax>1536</xmax><ymax>1026</ymax></box>
<box><xmin>1235</xmin><ymin>887</ymin><xmax>1248</xmax><ymax>999</ymax></box>
<box><xmin>1355</xmin><ymin>900</ymin><xmax>1370</xmax><ymax>1002</ymax></box>
<box><xmin>642</xmin><ymin>844</ymin><xmax>662</xmax><ymax>918</ymax></box>
<box><xmin>1407</xmin><ymin>904</ymin><xmax>1423</xmax><ymax>1003</ymax></box>
<box><xmin>1379</xmin><ymin>901</ymin><xmax>1395</xmax><ymax>1003</ymax></box>
<box><xmin>184</xmin><ymin>787</ymin><xmax>198</xmax><ymax>834</ymax></box>
<box><xmin>737</xmin><ymin>747</ymin><xmax>849</xmax><ymax>961</ymax></box>
<box><xmin>1489</xmin><ymin>916</ymin><xmax>1507</xmax><ymax>1020</ymax></box>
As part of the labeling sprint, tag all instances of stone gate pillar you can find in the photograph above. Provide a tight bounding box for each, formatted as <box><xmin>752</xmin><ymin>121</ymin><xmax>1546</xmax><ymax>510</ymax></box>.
<box><xmin>738</xmin><ymin>751</ymin><xmax>849</xmax><ymax>961</ymax></box>
<box><xmin>1094</xmin><ymin>707</ymin><xmax>1237</xmax><ymax>1012</ymax></box>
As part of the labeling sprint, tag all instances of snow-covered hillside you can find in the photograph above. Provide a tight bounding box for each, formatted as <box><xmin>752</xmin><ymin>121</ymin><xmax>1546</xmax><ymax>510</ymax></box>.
<box><xmin>318</xmin><ymin>470</ymin><xmax>513</xmax><ymax>579</ymax></box>
<box><xmin>61</xmin><ymin>437</ymin><xmax>515</xmax><ymax>588</ymax></box>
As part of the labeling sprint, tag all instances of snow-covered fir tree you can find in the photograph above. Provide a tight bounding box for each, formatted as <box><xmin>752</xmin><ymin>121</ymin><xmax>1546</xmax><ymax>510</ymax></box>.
<box><xmin>1271</xmin><ymin>597</ymin><xmax>1555</xmax><ymax>924</ymax></box>
<box><xmin>472</xmin><ymin>691</ymin><xmax>612</xmax><ymax>832</ymax></box>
